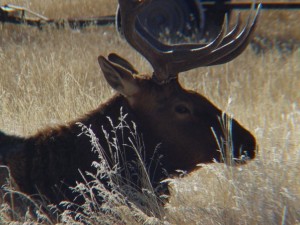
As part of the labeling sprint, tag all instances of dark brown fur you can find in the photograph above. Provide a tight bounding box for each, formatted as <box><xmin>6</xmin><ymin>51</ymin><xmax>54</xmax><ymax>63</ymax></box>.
<box><xmin>0</xmin><ymin>72</ymin><xmax>256</xmax><ymax>204</ymax></box>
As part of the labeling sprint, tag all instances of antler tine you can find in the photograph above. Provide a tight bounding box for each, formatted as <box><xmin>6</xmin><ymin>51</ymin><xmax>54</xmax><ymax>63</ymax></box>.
<box><xmin>221</xmin><ymin>13</ymin><xmax>242</xmax><ymax>45</ymax></box>
<box><xmin>209</xmin><ymin>4</ymin><xmax>261</xmax><ymax>65</ymax></box>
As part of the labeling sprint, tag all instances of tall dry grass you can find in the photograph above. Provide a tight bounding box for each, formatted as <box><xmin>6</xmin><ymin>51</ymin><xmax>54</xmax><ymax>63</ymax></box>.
<box><xmin>0</xmin><ymin>1</ymin><xmax>299</xmax><ymax>224</ymax></box>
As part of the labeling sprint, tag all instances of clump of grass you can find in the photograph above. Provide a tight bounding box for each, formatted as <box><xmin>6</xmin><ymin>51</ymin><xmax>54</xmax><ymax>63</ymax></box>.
<box><xmin>58</xmin><ymin>108</ymin><xmax>165</xmax><ymax>224</ymax></box>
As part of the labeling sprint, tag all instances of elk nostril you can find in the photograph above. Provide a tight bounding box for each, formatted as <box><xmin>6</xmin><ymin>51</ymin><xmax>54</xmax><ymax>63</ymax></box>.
<box><xmin>241</xmin><ymin>136</ymin><xmax>257</xmax><ymax>159</ymax></box>
<box><xmin>232</xmin><ymin>133</ymin><xmax>256</xmax><ymax>160</ymax></box>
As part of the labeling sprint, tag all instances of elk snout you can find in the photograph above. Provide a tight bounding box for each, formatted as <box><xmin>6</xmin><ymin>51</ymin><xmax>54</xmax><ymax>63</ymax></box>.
<box><xmin>231</xmin><ymin>120</ymin><xmax>257</xmax><ymax>161</ymax></box>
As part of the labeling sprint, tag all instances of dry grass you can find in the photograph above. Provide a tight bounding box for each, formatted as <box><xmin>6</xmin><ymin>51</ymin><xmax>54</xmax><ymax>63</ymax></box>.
<box><xmin>0</xmin><ymin>0</ymin><xmax>300</xmax><ymax>224</ymax></box>
<box><xmin>3</xmin><ymin>0</ymin><xmax>117</xmax><ymax>18</ymax></box>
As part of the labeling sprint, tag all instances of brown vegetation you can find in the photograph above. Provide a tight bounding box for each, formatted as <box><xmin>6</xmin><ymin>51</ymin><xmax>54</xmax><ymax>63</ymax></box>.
<box><xmin>0</xmin><ymin>0</ymin><xmax>299</xmax><ymax>224</ymax></box>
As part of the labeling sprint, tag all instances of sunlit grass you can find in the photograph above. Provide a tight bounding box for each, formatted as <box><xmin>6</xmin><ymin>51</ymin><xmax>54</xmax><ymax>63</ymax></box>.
<box><xmin>0</xmin><ymin>0</ymin><xmax>299</xmax><ymax>224</ymax></box>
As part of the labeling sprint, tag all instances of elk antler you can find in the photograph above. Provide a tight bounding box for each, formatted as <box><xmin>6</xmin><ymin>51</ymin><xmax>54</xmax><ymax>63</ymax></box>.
<box><xmin>118</xmin><ymin>0</ymin><xmax>261</xmax><ymax>84</ymax></box>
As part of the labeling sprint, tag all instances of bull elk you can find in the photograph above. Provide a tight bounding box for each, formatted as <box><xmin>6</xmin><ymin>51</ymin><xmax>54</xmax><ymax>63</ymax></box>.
<box><xmin>0</xmin><ymin>0</ymin><xmax>260</xmax><ymax>205</ymax></box>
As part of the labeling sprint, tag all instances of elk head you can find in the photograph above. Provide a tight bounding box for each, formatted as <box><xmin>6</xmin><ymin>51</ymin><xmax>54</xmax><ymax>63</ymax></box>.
<box><xmin>98</xmin><ymin>0</ymin><xmax>260</xmax><ymax>172</ymax></box>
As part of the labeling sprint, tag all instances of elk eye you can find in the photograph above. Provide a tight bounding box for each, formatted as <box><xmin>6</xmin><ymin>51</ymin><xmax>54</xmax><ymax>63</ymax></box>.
<box><xmin>175</xmin><ymin>105</ymin><xmax>191</xmax><ymax>114</ymax></box>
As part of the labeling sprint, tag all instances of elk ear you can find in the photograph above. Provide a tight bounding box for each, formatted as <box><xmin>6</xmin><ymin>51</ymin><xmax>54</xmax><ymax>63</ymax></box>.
<box><xmin>98</xmin><ymin>55</ymin><xmax>140</xmax><ymax>97</ymax></box>
<box><xmin>108</xmin><ymin>53</ymin><xmax>138</xmax><ymax>74</ymax></box>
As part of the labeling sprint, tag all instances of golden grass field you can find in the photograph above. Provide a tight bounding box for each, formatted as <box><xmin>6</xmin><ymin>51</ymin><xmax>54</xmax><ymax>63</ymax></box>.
<box><xmin>0</xmin><ymin>0</ymin><xmax>299</xmax><ymax>224</ymax></box>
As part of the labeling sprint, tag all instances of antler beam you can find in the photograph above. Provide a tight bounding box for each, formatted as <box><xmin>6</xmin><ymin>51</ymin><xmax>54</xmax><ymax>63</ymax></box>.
<box><xmin>118</xmin><ymin>0</ymin><xmax>261</xmax><ymax>83</ymax></box>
